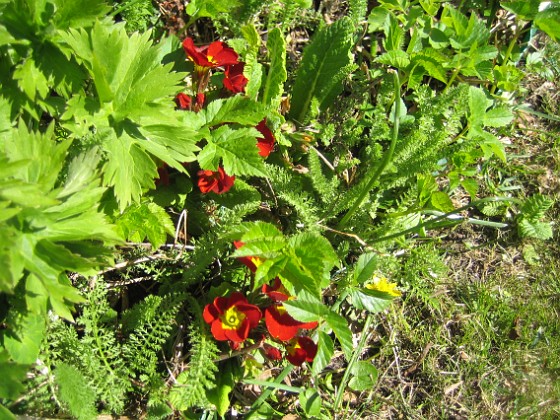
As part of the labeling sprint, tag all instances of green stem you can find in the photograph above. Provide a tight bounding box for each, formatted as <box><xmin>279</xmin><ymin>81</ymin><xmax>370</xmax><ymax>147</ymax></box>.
<box><xmin>337</xmin><ymin>72</ymin><xmax>401</xmax><ymax>228</ymax></box>
<box><xmin>490</xmin><ymin>25</ymin><xmax>528</xmax><ymax>95</ymax></box>
<box><xmin>368</xmin><ymin>196</ymin><xmax>520</xmax><ymax>244</ymax></box>
<box><xmin>333</xmin><ymin>314</ymin><xmax>374</xmax><ymax>411</ymax></box>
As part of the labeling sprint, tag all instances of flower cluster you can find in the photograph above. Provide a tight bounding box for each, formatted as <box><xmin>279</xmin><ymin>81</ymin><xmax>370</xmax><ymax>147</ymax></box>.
<box><xmin>167</xmin><ymin>37</ymin><xmax>276</xmax><ymax>195</ymax></box>
<box><xmin>202</xmin><ymin>246</ymin><xmax>319</xmax><ymax>366</ymax></box>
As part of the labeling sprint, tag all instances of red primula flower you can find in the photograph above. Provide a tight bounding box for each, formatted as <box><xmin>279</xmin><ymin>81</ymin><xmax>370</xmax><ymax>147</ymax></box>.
<box><xmin>286</xmin><ymin>336</ymin><xmax>317</xmax><ymax>366</ymax></box>
<box><xmin>262</xmin><ymin>277</ymin><xmax>290</xmax><ymax>302</ymax></box>
<box><xmin>233</xmin><ymin>241</ymin><xmax>261</xmax><ymax>272</ymax></box>
<box><xmin>175</xmin><ymin>93</ymin><xmax>205</xmax><ymax>111</ymax></box>
<box><xmin>223</xmin><ymin>62</ymin><xmax>248</xmax><ymax>94</ymax></box>
<box><xmin>255</xmin><ymin>119</ymin><xmax>275</xmax><ymax>157</ymax></box>
<box><xmin>262</xmin><ymin>343</ymin><xmax>283</xmax><ymax>361</ymax></box>
<box><xmin>175</xmin><ymin>92</ymin><xmax>192</xmax><ymax>110</ymax></box>
<box><xmin>265</xmin><ymin>303</ymin><xmax>318</xmax><ymax>341</ymax></box>
<box><xmin>197</xmin><ymin>167</ymin><xmax>235</xmax><ymax>194</ymax></box>
<box><xmin>203</xmin><ymin>292</ymin><xmax>262</xmax><ymax>343</ymax></box>
<box><xmin>183</xmin><ymin>37</ymin><xmax>239</xmax><ymax>69</ymax></box>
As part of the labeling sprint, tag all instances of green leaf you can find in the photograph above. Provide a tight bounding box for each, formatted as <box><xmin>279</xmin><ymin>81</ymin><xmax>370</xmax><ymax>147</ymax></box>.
<box><xmin>3</xmin><ymin>310</ymin><xmax>45</xmax><ymax>365</ymax></box>
<box><xmin>0</xmin><ymin>352</ymin><xmax>26</xmax><ymax>400</ymax></box>
<box><xmin>289</xmin><ymin>17</ymin><xmax>355</xmax><ymax>124</ymax></box>
<box><xmin>535</xmin><ymin>4</ymin><xmax>560</xmax><ymax>42</ymax></box>
<box><xmin>430</xmin><ymin>191</ymin><xmax>455</xmax><ymax>212</ymax></box>
<box><xmin>13</xmin><ymin>57</ymin><xmax>50</xmax><ymax>101</ymax></box>
<box><xmin>206</xmin><ymin>360</ymin><xmax>235</xmax><ymax>417</ymax></box>
<box><xmin>518</xmin><ymin>219</ymin><xmax>553</xmax><ymax>240</ymax></box>
<box><xmin>288</xmin><ymin>232</ymin><xmax>338</xmax><ymax>289</ymax></box>
<box><xmin>349</xmin><ymin>287</ymin><xmax>394</xmax><ymax>314</ymax></box>
<box><xmin>353</xmin><ymin>252</ymin><xmax>378</xmax><ymax>285</ymax></box>
<box><xmin>0</xmin><ymin>404</ymin><xmax>16</xmax><ymax>420</ymax></box>
<box><xmin>483</xmin><ymin>106</ymin><xmax>514</xmax><ymax>127</ymax></box>
<box><xmin>299</xmin><ymin>388</ymin><xmax>322</xmax><ymax>417</ymax></box>
<box><xmin>348</xmin><ymin>361</ymin><xmax>378</xmax><ymax>391</ymax></box>
<box><xmin>501</xmin><ymin>0</ymin><xmax>540</xmax><ymax>20</ymax></box>
<box><xmin>186</xmin><ymin>0</ymin><xmax>240</xmax><ymax>19</ymax></box>
<box><xmin>199</xmin><ymin>125</ymin><xmax>266</xmax><ymax>177</ymax></box>
<box><xmin>116</xmin><ymin>202</ymin><xmax>175</xmax><ymax>249</ymax></box>
<box><xmin>102</xmin><ymin>133</ymin><xmax>158</xmax><ymax>211</ymax></box>
<box><xmin>375</xmin><ymin>50</ymin><xmax>410</xmax><ymax>69</ymax></box>
<box><xmin>468</xmin><ymin>86</ymin><xmax>492</xmax><ymax>127</ymax></box>
<box><xmin>283</xmin><ymin>295</ymin><xmax>329</xmax><ymax>323</ymax></box>
<box><xmin>311</xmin><ymin>331</ymin><xmax>334</xmax><ymax>376</ymax></box>
<box><xmin>262</xmin><ymin>27</ymin><xmax>287</xmax><ymax>107</ymax></box>
<box><xmin>55</xmin><ymin>363</ymin><xmax>98</xmax><ymax>420</ymax></box>
<box><xmin>323</xmin><ymin>311</ymin><xmax>353</xmax><ymax>360</ymax></box>
<box><xmin>203</xmin><ymin>96</ymin><xmax>268</xmax><ymax>127</ymax></box>
<box><xmin>383</xmin><ymin>13</ymin><xmax>405</xmax><ymax>51</ymax></box>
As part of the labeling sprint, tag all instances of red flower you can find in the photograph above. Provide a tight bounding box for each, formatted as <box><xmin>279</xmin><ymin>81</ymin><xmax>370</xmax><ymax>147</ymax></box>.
<box><xmin>255</xmin><ymin>119</ymin><xmax>275</xmax><ymax>157</ymax></box>
<box><xmin>262</xmin><ymin>277</ymin><xmax>290</xmax><ymax>302</ymax></box>
<box><xmin>155</xmin><ymin>164</ymin><xmax>170</xmax><ymax>186</ymax></box>
<box><xmin>175</xmin><ymin>92</ymin><xmax>192</xmax><ymax>110</ymax></box>
<box><xmin>264</xmin><ymin>303</ymin><xmax>318</xmax><ymax>341</ymax></box>
<box><xmin>197</xmin><ymin>167</ymin><xmax>235</xmax><ymax>194</ymax></box>
<box><xmin>223</xmin><ymin>62</ymin><xmax>248</xmax><ymax>94</ymax></box>
<box><xmin>233</xmin><ymin>241</ymin><xmax>261</xmax><ymax>272</ymax></box>
<box><xmin>183</xmin><ymin>37</ymin><xmax>239</xmax><ymax>69</ymax></box>
<box><xmin>262</xmin><ymin>343</ymin><xmax>283</xmax><ymax>361</ymax></box>
<box><xmin>175</xmin><ymin>93</ymin><xmax>205</xmax><ymax>111</ymax></box>
<box><xmin>286</xmin><ymin>336</ymin><xmax>317</xmax><ymax>366</ymax></box>
<box><xmin>203</xmin><ymin>292</ymin><xmax>262</xmax><ymax>343</ymax></box>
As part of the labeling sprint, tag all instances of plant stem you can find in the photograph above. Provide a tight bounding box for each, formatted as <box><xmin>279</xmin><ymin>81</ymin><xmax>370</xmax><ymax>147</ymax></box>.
<box><xmin>333</xmin><ymin>313</ymin><xmax>374</xmax><ymax>411</ymax></box>
<box><xmin>337</xmin><ymin>72</ymin><xmax>401</xmax><ymax>228</ymax></box>
<box><xmin>368</xmin><ymin>196</ymin><xmax>520</xmax><ymax>244</ymax></box>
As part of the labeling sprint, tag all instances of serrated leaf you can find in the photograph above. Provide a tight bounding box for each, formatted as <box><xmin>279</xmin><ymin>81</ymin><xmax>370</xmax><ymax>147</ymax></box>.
<box><xmin>430</xmin><ymin>191</ymin><xmax>455</xmax><ymax>212</ymax></box>
<box><xmin>323</xmin><ymin>311</ymin><xmax>353</xmax><ymax>360</ymax></box>
<box><xmin>348</xmin><ymin>361</ymin><xmax>378</xmax><ymax>391</ymax></box>
<box><xmin>410</xmin><ymin>49</ymin><xmax>447</xmax><ymax>82</ymax></box>
<box><xmin>375</xmin><ymin>50</ymin><xmax>410</xmax><ymax>68</ymax></box>
<box><xmin>468</xmin><ymin>86</ymin><xmax>492</xmax><ymax>127</ymax></box>
<box><xmin>0</xmin><ymin>353</ymin><xmax>27</xmax><ymax>400</ymax></box>
<box><xmin>288</xmin><ymin>232</ymin><xmax>338</xmax><ymax>289</ymax></box>
<box><xmin>311</xmin><ymin>331</ymin><xmax>334</xmax><ymax>376</ymax></box>
<box><xmin>185</xmin><ymin>0</ymin><xmax>240</xmax><ymax>19</ymax></box>
<box><xmin>13</xmin><ymin>57</ymin><xmax>49</xmax><ymax>101</ymax></box>
<box><xmin>3</xmin><ymin>311</ymin><xmax>45</xmax><ymax>365</ymax></box>
<box><xmin>116</xmin><ymin>202</ymin><xmax>175</xmax><ymax>249</ymax></box>
<box><xmin>203</xmin><ymin>96</ymin><xmax>268</xmax><ymax>127</ymax></box>
<box><xmin>289</xmin><ymin>17</ymin><xmax>354</xmax><ymax>124</ymax></box>
<box><xmin>501</xmin><ymin>0</ymin><xmax>540</xmax><ymax>20</ymax></box>
<box><xmin>483</xmin><ymin>106</ymin><xmax>513</xmax><ymax>127</ymax></box>
<box><xmin>535</xmin><ymin>4</ymin><xmax>560</xmax><ymax>42</ymax></box>
<box><xmin>349</xmin><ymin>287</ymin><xmax>394</xmax><ymax>314</ymax></box>
<box><xmin>353</xmin><ymin>252</ymin><xmax>378</xmax><ymax>285</ymax></box>
<box><xmin>283</xmin><ymin>295</ymin><xmax>329</xmax><ymax>323</ymax></box>
<box><xmin>103</xmin><ymin>133</ymin><xmax>158</xmax><ymax>211</ymax></box>
<box><xmin>262</xmin><ymin>27</ymin><xmax>287</xmax><ymax>107</ymax></box>
<box><xmin>199</xmin><ymin>125</ymin><xmax>266</xmax><ymax>177</ymax></box>
<box><xmin>518</xmin><ymin>219</ymin><xmax>553</xmax><ymax>240</ymax></box>
<box><xmin>55</xmin><ymin>363</ymin><xmax>98</xmax><ymax>420</ymax></box>
<box><xmin>299</xmin><ymin>388</ymin><xmax>322</xmax><ymax>417</ymax></box>
<box><xmin>52</xmin><ymin>0</ymin><xmax>110</xmax><ymax>29</ymax></box>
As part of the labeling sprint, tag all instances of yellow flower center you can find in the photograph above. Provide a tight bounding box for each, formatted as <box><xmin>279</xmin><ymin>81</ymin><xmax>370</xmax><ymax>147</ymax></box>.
<box><xmin>287</xmin><ymin>340</ymin><xmax>301</xmax><ymax>355</ymax></box>
<box><xmin>275</xmin><ymin>304</ymin><xmax>287</xmax><ymax>315</ymax></box>
<box><xmin>365</xmin><ymin>275</ymin><xmax>402</xmax><ymax>297</ymax></box>
<box><xmin>220</xmin><ymin>306</ymin><xmax>246</xmax><ymax>330</ymax></box>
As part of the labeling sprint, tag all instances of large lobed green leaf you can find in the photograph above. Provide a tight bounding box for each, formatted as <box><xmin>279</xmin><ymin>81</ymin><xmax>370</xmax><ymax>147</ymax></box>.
<box><xmin>59</xmin><ymin>21</ymin><xmax>201</xmax><ymax>210</ymax></box>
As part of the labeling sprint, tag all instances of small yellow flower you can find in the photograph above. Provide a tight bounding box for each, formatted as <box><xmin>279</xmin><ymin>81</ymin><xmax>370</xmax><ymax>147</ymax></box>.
<box><xmin>365</xmin><ymin>275</ymin><xmax>401</xmax><ymax>297</ymax></box>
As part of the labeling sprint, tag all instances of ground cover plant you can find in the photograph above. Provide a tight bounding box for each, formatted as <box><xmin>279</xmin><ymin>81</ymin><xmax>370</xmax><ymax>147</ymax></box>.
<box><xmin>0</xmin><ymin>0</ymin><xmax>558</xmax><ymax>418</ymax></box>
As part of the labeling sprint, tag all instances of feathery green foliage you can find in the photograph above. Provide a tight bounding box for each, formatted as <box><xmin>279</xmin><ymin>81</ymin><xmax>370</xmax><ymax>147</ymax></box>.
<box><xmin>55</xmin><ymin>363</ymin><xmax>97</xmax><ymax>420</ymax></box>
<box><xmin>168</xmin><ymin>299</ymin><xmax>219</xmax><ymax>411</ymax></box>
